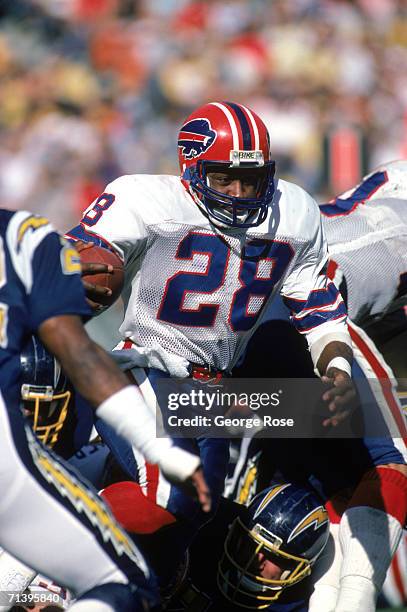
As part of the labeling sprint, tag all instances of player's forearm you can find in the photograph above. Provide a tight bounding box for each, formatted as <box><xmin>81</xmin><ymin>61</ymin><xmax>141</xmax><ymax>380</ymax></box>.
<box><xmin>38</xmin><ymin>314</ymin><xmax>128</xmax><ymax>406</ymax></box>
<box><xmin>316</xmin><ymin>341</ymin><xmax>353</xmax><ymax>377</ymax></box>
<box><xmin>304</xmin><ymin>314</ymin><xmax>353</xmax><ymax>375</ymax></box>
<box><xmin>96</xmin><ymin>387</ymin><xmax>201</xmax><ymax>480</ymax></box>
<box><xmin>39</xmin><ymin>315</ymin><xmax>201</xmax><ymax>477</ymax></box>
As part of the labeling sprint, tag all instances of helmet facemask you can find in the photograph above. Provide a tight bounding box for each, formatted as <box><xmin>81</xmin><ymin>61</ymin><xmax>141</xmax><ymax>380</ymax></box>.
<box><xmin>217</xmin><ymin>517</ymin><xmax>312</xmax><ymax>609</ymax></box>
<box><xmin>187</xmin><ymin>158</ymin><xmax>275</xmax><ymax>229</ymax></box>
<box><xmin>20</xmin><ymin>336</ymin><xmax>71</xmax><ymax>449</ymax></box>
<box><xmin>21</xmin><ymin>383</ymin><xmax>71</xmax><ymax>448</ymax></box>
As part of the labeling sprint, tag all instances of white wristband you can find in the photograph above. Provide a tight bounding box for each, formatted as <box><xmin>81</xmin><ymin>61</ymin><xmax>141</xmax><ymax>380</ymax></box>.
<box><xmin>96</xmin><ymin>386</ymin><xmax>201</xmax><ymax>482</ymax></box>
<box><xmin>158</xmin><ymin>446</ymin><xmax>201</xmax><ymax>483</ymax></box>
<box><xmin>96</xmin><ymin>386</ymin><xmax>170</xmax><ymax>463</ymax></box>
<box><xmin>325</xmin><ymin>357</ymin><xmax>352</xmax><ymax>377</ymax></box>
<box><xmin>96</xmin><ymin>385</ymin><xmax>200</xmax><ymax>482</ymax></box>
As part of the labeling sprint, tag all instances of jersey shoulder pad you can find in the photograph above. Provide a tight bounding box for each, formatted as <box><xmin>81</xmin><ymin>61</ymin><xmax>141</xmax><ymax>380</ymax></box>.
<box><xmin>367</xmin><ymin>160</ymin><xmax>407</xmax><ymax>200</ymax></box>
<box><xmin>103</xmin><ymin>174</ymin><xmax>185</xmax><ymax>223</ymax></box>
<box><xmin>275</xmin><ymin>178</ymin><xmax>321</xmax><ymax>241</ymax></box>
<box><xmin>7</xmin><ymin>211</ymin><xmax>53</xmax><ymax>252</ymax></box>
<box><xmin>5</xmin><ymin>211</ymin><xmax>55</xmax><ymax>292</ymax></box>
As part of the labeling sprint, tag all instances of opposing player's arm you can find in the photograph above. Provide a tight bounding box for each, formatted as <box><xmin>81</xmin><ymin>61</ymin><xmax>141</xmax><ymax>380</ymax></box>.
<box><xmin>38</xmin><ymin>314</ymin><xmax>210</xmax><ymax>511</ymax></box>
<box><xmin>316</xmin><ymin>340</ymin><xmax>353</xmax><ymax>375</ymax></box>
<box><xmin>13</xmin><ymin>219</ymin><xmax>210</xmax><ymax>510</ymax></box>
<box><xmin>315</xmin><ymin>340</ymin><xmax>356</xmax><ymax>426</ymax></box>
<box><xmin>39</xmin><ymin>314</ymin><xmax>130</xmax><ymax>403</ymax></box>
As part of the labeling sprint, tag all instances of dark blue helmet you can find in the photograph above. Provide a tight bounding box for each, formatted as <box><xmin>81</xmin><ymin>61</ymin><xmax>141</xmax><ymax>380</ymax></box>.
<box><xmin>20</xmin><ymin>335</ymin><xmax>71</xmax><ymax>447</ymax></box>
<box><xmin>218</xmin><ymin>483</ymin><xmax>330</xmax><ymax>608</ymax></box>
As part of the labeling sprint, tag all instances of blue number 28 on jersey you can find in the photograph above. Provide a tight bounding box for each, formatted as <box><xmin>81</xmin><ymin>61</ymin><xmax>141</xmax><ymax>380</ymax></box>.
<box><xmin>157</xmin><ymin>232</ymin><xmax>293</xmax><ymax>332</ymax></box>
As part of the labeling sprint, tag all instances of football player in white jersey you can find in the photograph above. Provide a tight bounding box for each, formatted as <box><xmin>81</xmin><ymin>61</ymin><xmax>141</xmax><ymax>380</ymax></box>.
<box><xmin>332</xmin><ymin>159</ymin><xmax>407</xmax><ymax>204</ymax></box>
<box><xmin>321</xmin><ymin>160</ymin><xmax>407</xmax><ymax>327</ymax></box>
<box><xmin>67</xmin><ymin>101</ymin><xmax>356</xmax><ymax>585</ymax></box>
<box><xmin>314</xmin><ymin>164</ymin><xmax>407</xmax><ymax>612</ymax></box>
<box><xmin>227</xmin><ymin>163</ymin><xmax>407</xmax><ymax>612</ymax></box>
<box><xmin>321</xmin><ymin>161</ymin><xmax>407</xmax><ymax>396</ymax></box>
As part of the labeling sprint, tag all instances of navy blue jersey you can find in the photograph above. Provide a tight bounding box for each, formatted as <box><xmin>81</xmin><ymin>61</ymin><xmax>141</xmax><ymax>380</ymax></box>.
<box><xmin>0</xmin><ymin>209</ymin><xmax>90</xmax><ymax>412</ymax></box>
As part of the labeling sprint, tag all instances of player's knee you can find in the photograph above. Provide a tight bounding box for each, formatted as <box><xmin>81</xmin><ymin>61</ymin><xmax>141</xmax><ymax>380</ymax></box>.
<box><xmin>348</xmin><ymin>465</ymin><xmax>407</xmax><ymax>525</ymax></box>
<box><xmin>0</xmin><ymin>456</ymin><xmax>28</xmax><ymax>519</ymax></box>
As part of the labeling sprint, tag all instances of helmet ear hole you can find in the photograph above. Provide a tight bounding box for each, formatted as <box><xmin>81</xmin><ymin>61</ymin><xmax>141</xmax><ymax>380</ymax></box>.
<box><xmin>178</xmin><ymin>102</ymin><xmax>276</xmax><ymax>228</ymax></box>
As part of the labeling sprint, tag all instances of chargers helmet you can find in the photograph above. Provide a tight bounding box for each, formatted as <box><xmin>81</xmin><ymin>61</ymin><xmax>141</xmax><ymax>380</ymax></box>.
<box><xmin>178</xmin><ymin>101</ymin><xmax>275</xmax><ymax>228</ymax></box>
<box><xmin>218</xmin><ymin>482</ymin><xmax>330</xmax><ymax>609</ymax></box>
<box><xmin>20</xmin><ymin>335</ymin><xmax>71</xmax><ymax>447</ymax></box>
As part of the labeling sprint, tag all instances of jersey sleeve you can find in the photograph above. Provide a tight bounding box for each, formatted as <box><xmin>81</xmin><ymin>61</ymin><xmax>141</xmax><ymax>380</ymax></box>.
<box><xmin>66</xmin><ymin>175</ymin><xmax>148</xmax><ymax>263</ymax></box>
<box><xmin>280</xmin><ymin>206</ymin><xmax>351</xmax><ymax>364</ymax></box>
<box><xmin>8</xmin><ymin>212</ymin><xmax>90</xmax><ymax>330</ymax></box>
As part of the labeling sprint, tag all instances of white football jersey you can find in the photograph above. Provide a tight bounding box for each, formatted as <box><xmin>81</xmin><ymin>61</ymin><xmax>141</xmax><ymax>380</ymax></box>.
<box><xmin>321</xmin><ymin>197</ymin><xmax>407</xmax><ymax>324</ymax></box>
<box><xmin>74</xmin><ymin>175</ymin><xmax>347</xmax><ymax>370</ymax></box>
<box><xmin>336</xmin><ymin>160</ymin><xmax>407</xmax><ymax>202</ymax></box>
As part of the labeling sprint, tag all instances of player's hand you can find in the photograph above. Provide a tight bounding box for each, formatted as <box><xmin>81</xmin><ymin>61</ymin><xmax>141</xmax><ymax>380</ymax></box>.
<box><xmin>161</xmin><ymin>464</ymin><xmax>211</xmax><ymax>513</ymax></box>
<box><xmin>75</xmin><ymin>240</ymin><xmax>113</xmax><ymax>311</ymax></box>
<box><xmin>182</xmin><ymin>467</ymin><xmax>211</xmax><ymax>513</ymax></box>
<box><xmin>321</xmin><ymin>368</ymin><xmax>357</xmax><ymax>427</ymax></box>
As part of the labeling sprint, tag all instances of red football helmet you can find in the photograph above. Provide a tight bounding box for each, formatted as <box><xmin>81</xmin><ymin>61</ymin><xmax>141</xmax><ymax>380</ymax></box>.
<box><xmin>178</xmin><ymin>101</ymin><xmax>275</xmax><ymax>228</ymax></box>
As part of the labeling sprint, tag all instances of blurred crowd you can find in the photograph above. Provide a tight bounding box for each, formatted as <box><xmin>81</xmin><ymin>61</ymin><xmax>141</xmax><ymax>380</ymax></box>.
<box><xmin>0</xmin><ymin>0</ymin><xmax>406</xmax><ymax>231</ymax></box>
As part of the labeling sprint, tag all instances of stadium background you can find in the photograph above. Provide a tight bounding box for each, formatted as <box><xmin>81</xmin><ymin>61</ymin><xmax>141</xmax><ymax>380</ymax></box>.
<box><xmin>2</xmin><ymin>0</ymin><xmax>405</xmax><ymax>350</ymax></box>
<box><xmin>0</xmin><ymin>2</ymin><xmax>406</xmax><ymax>610</ymax></box>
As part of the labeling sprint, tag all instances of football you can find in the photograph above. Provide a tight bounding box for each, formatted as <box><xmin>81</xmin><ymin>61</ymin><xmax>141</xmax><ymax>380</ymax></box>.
<box><xmin>79</xmin><ymin>244</ymin><xmax>124</xmax><ymax>307</ymax></box>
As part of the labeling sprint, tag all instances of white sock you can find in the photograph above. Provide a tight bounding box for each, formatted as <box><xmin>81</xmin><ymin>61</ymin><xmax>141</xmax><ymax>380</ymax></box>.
<box><xmin>335</xmin><ymin>576</ymin><xmax>376</xmax><ymax>612</ymax></box>
<box><xmin>309</xmin><ymin>524</ymin><xmax>342</xmax><ymax>612</ymax></box>
<box><xmin>335</xmin><ymin>506</ymin><xmax>402</xmax><ymax>612</ymax></box>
